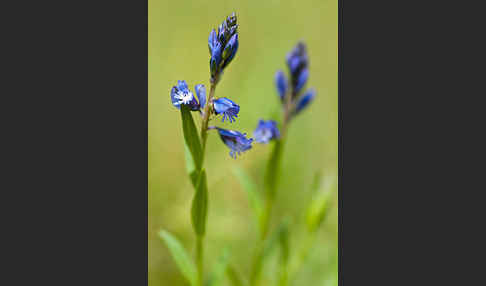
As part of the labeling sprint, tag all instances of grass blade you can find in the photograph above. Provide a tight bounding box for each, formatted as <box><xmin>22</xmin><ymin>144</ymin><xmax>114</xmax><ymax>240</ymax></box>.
<box><xmin>158</xmin><ymin>230</ymin><xmax>197</xmax><ymax>286</ymax></box>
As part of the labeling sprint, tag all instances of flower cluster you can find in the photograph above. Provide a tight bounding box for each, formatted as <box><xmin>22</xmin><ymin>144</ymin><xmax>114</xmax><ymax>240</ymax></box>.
<box><xmin>208</xmin><ymin>12</ymin><xmax>239</xmax><ymax>83</ymax></box>
<box><xmin>253</xmin><ymin>42</ymin><xmax>316</xmax><ymax>145</ymax></box>
<box><xmin>276</xmin><ymin>42</ymin><xmax>316</xmax><ymax>117</ymax></box>
<box><xmin>170</xmin><ymin>13</ymin><xmax>253</xmax><ymax>159</ymax></box>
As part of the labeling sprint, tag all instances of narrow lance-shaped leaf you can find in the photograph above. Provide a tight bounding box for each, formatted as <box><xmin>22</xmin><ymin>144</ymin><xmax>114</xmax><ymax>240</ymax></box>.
<box><xmin>184</xmin><ymin>141</ymin><xmax>196</xmax><ymax>174</ymax></box>
<box><xmin>181</xmin><ymin>104</ymin><xmax>203</xmax><ymax>171</ymax></box>
<box><xmin>306</xmin><ymin>175</ymin><xmax>336</xmax><ymax>233</ymax></box>
<box><xmin>158</xmin><ymin>230</ymin><xmax>197</xmax><ymax>286</ymax></box>
<box><xmin>205</xmin><ymin>248</ymin><xmax>230</xmax><ymax>286</ymax></box>
<box><xmin>184</xmin><ymin>142</ymin><xmax>199</xmax><ymax>188</ymax></box>
<box><xmin>191</xmin><ymin>169</ymin><xmax>208</xmax><ymax>236</ymax></box>
<box><xmin>232</xmin><ymin>167</ymin><xmax>264</xmax><ymax>230</ymax></box>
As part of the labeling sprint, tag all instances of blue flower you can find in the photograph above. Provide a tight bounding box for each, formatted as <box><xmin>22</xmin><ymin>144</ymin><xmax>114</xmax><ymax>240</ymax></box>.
<box><xmin>294</xmin><ymin>89</ymin><xmax>316</xmax><ymax>115</ymax></box>
<box><xmin>211</xmin><ymin>127</ymin><xmax>253</xmax><ymax>159</ymax></box>
<box><xmin>212</xmin><ymin>97</ymin><xmax>240</xmax><ymax>123</ymax></box>
<box><xmin>275</xmin><ymin>70</ymin><xmax>288</xmax><ymax>102</ymax></box>
<box><xmin>253</xmin><ymin>120</ymin><xmax>280</xmax><ymax>144</ymax></box>
<box><xmin>209</xmin><ymin>12</ymin><xmax>239</xmax><ymax>81</ymax></box>
<box><xmin>170</xmin><ymin>80</ymin><xmax>206</xmax><ymax>111</ymax></box>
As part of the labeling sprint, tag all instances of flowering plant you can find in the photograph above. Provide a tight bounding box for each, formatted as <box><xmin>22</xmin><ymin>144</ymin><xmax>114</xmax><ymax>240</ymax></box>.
<box><xmin>159</xmin><ymin>13</ymin><xmax>335</xmax><ymax>286</ymax></box>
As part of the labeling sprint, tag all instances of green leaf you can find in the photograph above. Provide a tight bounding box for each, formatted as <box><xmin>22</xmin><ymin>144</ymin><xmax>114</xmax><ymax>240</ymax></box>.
<box><xmin>189</xmin><ymin>170</ymin><xmax>199</xmax><ymax>189</ymax></box>
<box><xmin>191</xmin><ymin>169</ymin><xmax>208</xmax><ymax>236</ymax></box>
<box><xmin>232</xmin><ymin>167</ymin><xmax>263</xmax><ymax>229</ymax></box>
<box><xmin>227</xmin><ymin>264</ymin><xmax>246</xmax><ymax>286</ymax></box>
<box><xmin>184</xmin><ymin>142</ymin><xmax>199</xmax><ymax>189</ymax></box>
<box><xmin>306</xmin><ymin>175</ymin><xmax>336</xmax><ymax>232</ymax></box>
<box><xmin>184</xmin><ymin>141</ymin><xmax>196</xmax><ymax>174</ymax></box>
<box><xmin>205</xmin><ymin>248</ymin><xmax>230</xmax><ymax>286</ymax></box>
<box><xmin>181</xmin><ymin>104</ymin><xmax>202</xmax><ymax>171</ymax></box>
<box><xmin>264</xmin><ymin>140</ymin><xmax>283</xmax><ymax>199</ymax></box>
<box><xmin>158</xmin><ymin>230</ymin><xmax>197</xmax><ymax>286</ymax></box>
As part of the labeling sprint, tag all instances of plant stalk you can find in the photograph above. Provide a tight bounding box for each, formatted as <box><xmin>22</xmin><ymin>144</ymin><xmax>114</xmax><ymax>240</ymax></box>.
<box><xmin>196</xmin><ymin>235</ymin><xmax>204</xmax><ymax>286</ymax></box>
<box><xmin>250</xmin><ymin>91</ymin><xmax>293</xmax><ymax>286</ymax></box>
<box><xmin>194</xmin><ymin>78</ymin><xmax>217</xmax><ymax>286</ymax></box>
<box><xmin>200</xmin><ymin>82</ymin><xmax>217</xmax><ymax>166</ymax></box>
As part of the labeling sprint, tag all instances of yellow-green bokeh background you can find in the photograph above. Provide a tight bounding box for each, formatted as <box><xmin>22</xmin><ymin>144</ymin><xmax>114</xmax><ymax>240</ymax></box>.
<box><xmin>149</xmin><ymin>0</ymin><xmax>337</xmax><ymax>285</ymax></box>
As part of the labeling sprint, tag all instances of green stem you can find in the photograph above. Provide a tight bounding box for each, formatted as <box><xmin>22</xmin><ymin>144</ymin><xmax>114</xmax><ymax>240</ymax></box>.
<box><xmin>194</xmin><ymin>78</ymin><xmax>218</xmax><ymax>286</ymax></box>
<box><xmin>250</xmin><ymin>91</ymin><xmax>293</xmax><ymax>286</ymax></box>
<box><xmin>200</xmin><ymin>83</ymin><xmax>217</xmax><ymax>166</ymax></box>
<box><xmin>196</xmin><ymin>235</ymin><xmax>204</xmax><ymax>286</ymax></box>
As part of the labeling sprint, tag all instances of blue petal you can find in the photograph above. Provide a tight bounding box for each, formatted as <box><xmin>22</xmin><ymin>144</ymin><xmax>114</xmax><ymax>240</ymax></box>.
<box><xmin>177</xmin><ymin>80</ymin><xmax>189</xmax><ymax>93</ymax></box>
<box><xmin>170</xmin><ymin>86</ymin><xmax>181</xmax><ymax>109</ymax></box>
<box><xmin>218</xmin><ymin>21</ymin><xmax>227</xmax><ymax>43</ymax></box>
<box><xmin>275</xmin><ymin>70</ymin><xmax>288</xmax><ymax>102</ymax></box>
<box><xmin>195</xmin><ymin>84</ymin><xmax>206</xmax><ymax>109</ymax></box>
<box><xmin>222</xmin><ymin>34</ymin><xmax>238</xmax><ymax>69</ymax></box>
<box><xmin>295</xmin><ymin>68</ymin><xmax>309</xmax><ymax>94</ymax></box>
<box><xmin>210</xmin><ymin>41</ymin><xmax>223</xmax><ymax>77</ymax></box>
<box><xmin>286</xmin><ymin>42</ymin><xmax>308</xmax><ymax>77</ymax></box>
<box><xmin>287</xmin><ymin>56</ymin><xmax>301</xmax><ymax>75</ymax></box>
<box><xmin>294</xmin><ymin>89</ymin><xmax>316</xmax><ymax>115</ymax></box>
<box><xmin>208</xmin><ymin>29</ymin><xmax>217</xmax><ymax>54</ymax></box>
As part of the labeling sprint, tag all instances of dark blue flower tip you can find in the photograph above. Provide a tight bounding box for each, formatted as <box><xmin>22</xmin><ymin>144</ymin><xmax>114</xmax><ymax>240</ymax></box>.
<box><xmin>227</xmin><ymin>12</ymin><xmax>237</xmax><ymax>27</ymax></box>
<box><xmin>209</xmin><ymin>13</ymin><xmax>238</xmax><ymax>80</ymax></box>
<box><xmin>286</xmin><ymin>42</ymin><xmax>308</xmax><ymax>76</ymax></box>
<box><xmin>275</xmin><ymin>70</ymin><xmax>288</xmax><ymax>102</ymax></box>
<box><xmin>286</xmin><ymin>42</ymin><xmax>309</xmax><ymax>95</ymax></box>
<box><xmin>253</xmin><ymin>120</ymin><xmax>280</xmax><ymax>144</ymax></box>
<box><xmin>170</xmin><ymin>80</ymin><xmax>201</xmax><ymax>111</ymax></box>
<box><xmin>195</xmin><ymin>84</ymin><xmax>206</xmax><ymax>109</ymax></box>
<box><xmin>294</xmin><ymin>88</ymin><xmax>316</xmax><ymax>116</ymax></box>
<box><xmin>213</xmin><ymin>127</ymin><xmax>253</xmax><ymax>159</ymax></box>
<box><xmin>294</xmin><ymin>67</ymin><xmax>309</xmax><ymax>94</ymax></box>
<box><xmin>212</xmin><ymin>97</ymin><xmax>240</xmax><ymax>123</ymax></box>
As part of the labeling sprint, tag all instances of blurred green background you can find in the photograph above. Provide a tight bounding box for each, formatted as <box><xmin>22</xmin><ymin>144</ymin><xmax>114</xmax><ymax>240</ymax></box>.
<box><xmin>149</xmin><ymin>0</ymin><xmax>337</xmax><ymax>285</ymax></box>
